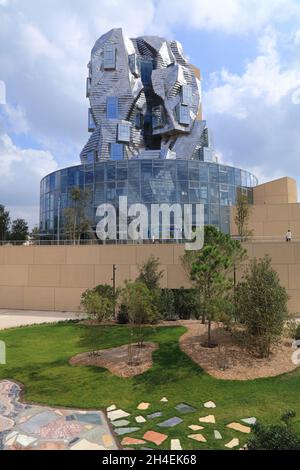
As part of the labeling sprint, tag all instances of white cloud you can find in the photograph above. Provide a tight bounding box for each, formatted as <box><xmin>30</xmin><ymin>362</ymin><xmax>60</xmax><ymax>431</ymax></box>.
<box><xmin>156</xmin><ymin>0</ymin><xmax>300</xmax><ymax>35</ymax></box>
<box><xmin>204</xmin><ymin>29</ymin><xmax>300</xmax><ymax>187</ymax></box>
<box><xmin>0</xmin><ymin>133</ymin><xmax>58</xmax><ymax>227</ymax></box>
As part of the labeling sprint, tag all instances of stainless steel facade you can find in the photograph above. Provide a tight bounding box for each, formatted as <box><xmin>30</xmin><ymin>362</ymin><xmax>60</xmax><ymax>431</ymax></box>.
<box><xmin>40</xmin><ymin>28</ymin><xmax>258</xmax><ymax>239</ymax></box>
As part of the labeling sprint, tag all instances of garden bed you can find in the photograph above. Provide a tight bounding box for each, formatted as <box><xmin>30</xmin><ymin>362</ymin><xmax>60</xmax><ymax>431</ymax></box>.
<box><xmin>69</xmin><ymin>342</ymin><xmax>158</xmax><ymax>378</ymax></box>
<box><xmin>179</xmin><ymin>320</ymin><xmax>299</xmax><ymax>380</ymax></box>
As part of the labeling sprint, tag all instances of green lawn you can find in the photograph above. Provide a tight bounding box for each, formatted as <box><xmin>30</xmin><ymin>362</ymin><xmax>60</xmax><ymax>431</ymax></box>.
<box><xmin>0</xmin><ymin>321</ymin><xmax>299</xmax><ymax>450</ymax></box>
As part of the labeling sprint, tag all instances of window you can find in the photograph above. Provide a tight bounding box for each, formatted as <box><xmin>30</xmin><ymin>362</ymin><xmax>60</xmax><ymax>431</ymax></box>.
<box><xmin>177</xmin><ymin>104</ymin><xmax>190</xmax><ymax>125</ymax></box>
<box><xmin>129</xmin><ymin>54</ymin><xmax>140</xmax><ymax>77</ymax></box>
<box><xmin>106</xmin><ymin>97</ymin><xmax>119</xmax><ymax>119</ymax></box>
<box><xmin>103</xmin><ymin>45</ymin><xmax>116</xmax><ymax>69</ymax></box>
<box><xmin>86</xmin><ymin>151</ymin><xmax>94</xmax><ymax>164</ymax></box>
<box><xmin>88</xmin><ymin>109</ymin><xmax>96</xmax><ymax>132</ymax></box>
<box><xmin>152</xmin><ymin>105</ymin><xmax>165</xmax><ymax>129</ymax></box>
<box><xmin>86</xmin><ymin>77</ymin><xmax>91</xmax><ymax>97</ymax></box>
<box><xmin>181</xmin><ymin>85</ymin><xmax>193</xmax><ymax>106</ymax></box>
<box><xmin>110</xmin><ymin>143</ymin><xmax>123</xmax><ymax>160</ymax></box>
<box><xmin>117</xmin><ymin>123</ymin><xmax>130</xmax><ymax>143</ymax></box>
<box><xmin>135</xmin><ymin>112</ymin><xmax>143</xmax><ymax>129</ymax></box>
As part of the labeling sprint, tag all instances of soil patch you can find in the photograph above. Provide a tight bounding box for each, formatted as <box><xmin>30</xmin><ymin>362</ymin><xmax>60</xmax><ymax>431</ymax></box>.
<box><xmin>69</xmin><ymin>342</ymin><xmax>158</xmax><ymax>378</ymax></box>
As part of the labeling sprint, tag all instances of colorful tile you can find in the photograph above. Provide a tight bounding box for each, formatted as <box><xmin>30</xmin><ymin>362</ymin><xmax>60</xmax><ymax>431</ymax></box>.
<box><xmin>188</xmin><ymin>433</ymin><xmax>207</xmax><ymax>443</ymax></box>
<box><xmin>157</xmin><ymin>416</ymin><xmax>183</xmax><ymax>427</ymax></box>
<box><xmin>121</xmin><ymin>437</ymin><xmax>146</xmax><ymax>446</ymax></box>
<box><xmin>226</xmin><ymin>422</ymin><xmax>251</xmax><ymax>433</ymax></box>
<box><xmin>143</xmin><ymin>430</ymin><xmax>168</xmax><ymax>446</ymax></box>
<box><xmin>199</xmin><ymin>415</ymin><xmax>215</xmax><ymax>424</ymax></box>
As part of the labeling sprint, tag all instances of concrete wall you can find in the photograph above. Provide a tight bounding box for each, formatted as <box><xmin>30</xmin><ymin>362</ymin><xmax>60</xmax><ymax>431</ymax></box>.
<box><xmin>0</xmin><ymin>243</ymin><xmax>300</xmax><ymax>314</ymax></box>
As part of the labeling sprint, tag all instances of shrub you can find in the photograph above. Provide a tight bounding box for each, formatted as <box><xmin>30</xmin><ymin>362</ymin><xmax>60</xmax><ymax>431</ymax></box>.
<box><xmin>117</xmin><ymin>304</ymin><xmax>129</xmax><ymax>324</ymax></box>
<box><xmin>80</xmin><ymin>284</ymin><xmax>116</xmax><ymax>322</ymax></box>
<box><xmin>236</xmin><ymin>256</ymin><xmax>288</xmax><ymax>358</ymax></box>
<box><xmin>295</xmin><ymin>323</ymin><xmax>300</xmax><ymax>341</ymax></box>
<box><xmin>247</xmin><ymin>411</ymin><xmax>300</xmax><ymax>450</ymax></box>
<box><xmin>159</xmin><ymin>289</ymin><xmax>176</xmax><ymax>320</ymax></box>
<box><xmin>173</xmin><ymin>288</ymin><xmax>198</xmax><ymax>319</ymax></box>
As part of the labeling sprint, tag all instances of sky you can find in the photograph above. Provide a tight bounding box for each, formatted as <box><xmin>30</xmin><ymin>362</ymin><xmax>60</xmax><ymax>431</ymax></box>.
<box><xmin>0</xmin><ymin>0</ymin><xmax>300</xmax><ymax>228</ymax></box>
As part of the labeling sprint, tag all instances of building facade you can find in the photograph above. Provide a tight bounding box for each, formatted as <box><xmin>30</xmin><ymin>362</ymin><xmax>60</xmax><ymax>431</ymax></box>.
<box><xmin>40</xmin><ymin>28</ymin><xmax>258</xmax><ymax>239</ymax></box>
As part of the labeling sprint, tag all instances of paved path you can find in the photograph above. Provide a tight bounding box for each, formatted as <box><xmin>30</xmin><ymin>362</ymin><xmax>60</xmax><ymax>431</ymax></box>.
<box><xmin>0</xmin><ymin>380</ymin><xmax>118</xmax><ymax>450</ymax></box>
<box><xmin>0</xmin><ymin>310</ymin><xmax>83</xmax><ymax>330</ymax></box>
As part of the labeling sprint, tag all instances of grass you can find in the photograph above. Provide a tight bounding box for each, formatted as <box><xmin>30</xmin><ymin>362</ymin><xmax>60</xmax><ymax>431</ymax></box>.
<box><xmin>0</xmin><ymin>320</ymin><xmax>299</xmax><ymax>450</ymax></box>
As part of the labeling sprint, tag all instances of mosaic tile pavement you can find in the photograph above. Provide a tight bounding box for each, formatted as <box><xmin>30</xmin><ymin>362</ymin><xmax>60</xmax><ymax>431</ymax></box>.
<box><xmin>0</xmin><ymin>380</ymin><xmax>117</xmax><ymax>451</ymax></box>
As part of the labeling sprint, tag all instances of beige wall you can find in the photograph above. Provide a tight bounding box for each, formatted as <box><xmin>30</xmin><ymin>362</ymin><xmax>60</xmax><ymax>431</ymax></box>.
<box><xmin>231</xmin><ymin>176</ymin><xmax>300</xmax><ymax>238</ymax></box>
<box><xmin>0</xmin><ymin>244</ymin><xmax>189</xmax><ymax>312</ymax></box>
<box><xmin>0</xmin><ymin>243</ymin><xmax>300</xmax><ymax>314</ymax></box>
<box><xmin>253</xmin><ymin>176</ymin><xmax>297</xmax><ymax>205</ymax></box>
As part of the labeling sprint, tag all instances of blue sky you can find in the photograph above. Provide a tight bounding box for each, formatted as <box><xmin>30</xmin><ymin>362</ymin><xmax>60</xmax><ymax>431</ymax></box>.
<box><xmin>0</xmin><ymin>0</ymin><xmax>300</xmax><ymax>227</ymax></box>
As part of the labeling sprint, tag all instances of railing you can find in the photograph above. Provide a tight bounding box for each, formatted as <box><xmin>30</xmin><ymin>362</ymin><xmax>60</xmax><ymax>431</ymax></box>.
<box><xmin>231</xmin><ymin>235</ymin><xmax>300</xmax><ymax>243</ymax></box>
<box><xmin>0</xmin><ymin>239</ymin><xmax>188</xmax><ymax>246</ymax></box>
<box><xmin>0</xmin><ymin>236</ymin><xmax>299</xmax><ymax>246</ymax></box>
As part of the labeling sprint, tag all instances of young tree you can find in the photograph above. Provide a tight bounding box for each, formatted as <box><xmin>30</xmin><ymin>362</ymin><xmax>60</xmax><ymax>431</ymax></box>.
<box><xmin>235</xmin><ymin>256</ymin><xmax>288</xmax><ymax>358</ymax></box>
<box><xmin>190</xmin><ymin>244</ymin><xmax>233</xmax><ymax>347</ymax></box>
<box><xmin>137</xmin><ymin>255</ymin><xmax>164</xmax><ymax>291</ymax></box>
<box><xmin>64</xmin><ymin>187</ymin><xmax>91</xmax><ymax>243</ymax></box>
<box><xmin>121</xmin><ymin>281</ymin><xmax>160</xmax><ymax>352</ymax></box>
<box><xmin>235</xmin><ymin>192</ymin><xmax>253</xmax><ymax>241</ymax></box>
<box><xmin>0</xmin><ymin>205</ymin><xmax>10</xmax><ymax>241</ymax></box>
<box><xmin>182</xmin><ymin>226</ymin><xmax>246</xmax><ymax>327</ymax></box>
<box><xmin>9</xmin><ymin>219</ymin><xmax>29</xmax><ymax>243</ymax></box>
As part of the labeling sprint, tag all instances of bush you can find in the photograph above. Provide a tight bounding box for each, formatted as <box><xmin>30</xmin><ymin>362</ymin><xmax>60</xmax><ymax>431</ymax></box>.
<box><xmin>173</xmin><ymin>288</ymin><xmax>198</xmax><ymax>319</ymax></box>
<box><xmin>117</xmin><ymin>304</ymin><xmax>129</xmax><ymax>324</ymax></box>
<box><xmin>236</xmin><ymin>256</ymin><xmax>288</xmax><ymax>358</ymax></box>
<box><xmin>247</xmin><ymin>412</ymin><xmax>300</xmax><ymax>450</ymax></box>
<box><xmin>80</xmin><ymin>284</ymin><xmax>116</xmax><ymax>322</ymax></box>
<box><xmin>284</xmin><ymin>319</ymin><xmax>299</xmax><ymax>339</ymax></box>
<box><xmin>159</xmin><ymin>289</ymin><xmax>176</xmax><ymax>320</ymax></box>
<box><xmin>295</xmin><ymin>323</ymin><xmax>300</xmax><ymax>341</ymax></box>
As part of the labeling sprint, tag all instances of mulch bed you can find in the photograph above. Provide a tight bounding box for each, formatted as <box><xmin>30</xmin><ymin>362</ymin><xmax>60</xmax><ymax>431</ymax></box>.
<box><xmin>179</xmin><ymin>320</ymin><xmax>299</xmax><ymax>380</ymax></box>
<box><xmin>69</xmin><ymin>342</ymin><xmax>158</xmax><ymax>378</ymax></box>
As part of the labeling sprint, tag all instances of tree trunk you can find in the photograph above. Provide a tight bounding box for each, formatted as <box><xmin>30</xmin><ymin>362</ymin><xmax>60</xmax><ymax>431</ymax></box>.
<box><xmin>207</xmin><ymin>319</ymin><xmax>212</xmax><ymax>347</ymax></box>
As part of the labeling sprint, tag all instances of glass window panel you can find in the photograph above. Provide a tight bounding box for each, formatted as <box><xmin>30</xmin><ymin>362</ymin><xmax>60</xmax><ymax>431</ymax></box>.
<box><xmin>106</xmin><ymin>97</ymin><xmax>119</xmax><ymax>119</ymax></box>
<box><xmin>210</xmin><ymin>183</ymin><xmax>220</xmax><ymax>204</ymax></box>
<box><xmin>106</xmin><ymin>182</ymin><xmax>116</xmax><ymax>202</ymax></box>
<box><xmin>234</xmin><ymin>168</ymin><xmax>241</xmax><ymax>186</ymax></box>
<box><xmin>88</xmin><ymin>109</ymin><xmax>96</xmax><ymax>131</ymax></box>
<box><xmin>199</xmin><ymin>163</ymin><xmax>209</xmax><ymax>182</ymax></box>
<box><xmin>210</xmin><ymin>205</ymin><xmax>220</xmax><ymax>225</ymax></box>
<box><xmin>110</xmin><ymin>143</ymin><xmax>123</xmax><ymax>161</ymax></box>
<box><xmin>116</xmin><ymin>163</ymin><xmax>128</xmax><ymax>180</ymax></box>
<box><xmin>103</xmin><ymin>45</ymin><xmax>116</xmax><ymax>70</ymax></box>
<box><xmin>95</xmin><ymin>165</ymin><xmax>104</xmax><ymax>182</ymax></box>
<box><xmin>177</xmin><ymin>104</ymin><xmax>190</xmax><ymax>125</ymax></box>
<box><xmin>141</xmin><ymin>161</ymin><xmax>152</xmax><ymax>180</ymax></box>
<box><xmin>188</xmin><ymin>161</ymin><xmax>199</xmax><ymax>181</ymax></box>
<box><xmin>177</xmin><ymin>161</ymin><xmax>188</xmax><ymax>180</ymax></box>
<box><xmin>128</xmin><ymin>161</ymin><xmax>140</xmax><ymax>180</ymax></box>
<box><xmin>117</xmin><ymin>123</ymin><xmax>130</xmax><ymax>142</ymax></box>
<box><xmin>209</xmin><ymin>164</ymin><xmax>219</xmax><ymax>183</ymax></box>
<box><xmin>107</xmin><ymin>162</ymin><xmax>116</xmax><ymax>180</ymax></box>
<box><xmin>181</xmin><ymin>85</ymin><xmax>193</xmax><ymax>106</ymax></box>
